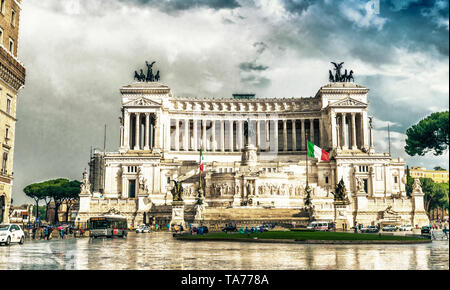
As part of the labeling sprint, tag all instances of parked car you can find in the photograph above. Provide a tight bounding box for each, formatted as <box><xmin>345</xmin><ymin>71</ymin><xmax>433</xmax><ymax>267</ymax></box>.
<box><xmin>399</xmin><ymin>225</ymin><xmax>413</xmax><ymax>231</ymax></box>
<box><xmin>421</xmin><ymin>225</ymin><xmax>432</xmax><ymax>235</ymax></box>
<box><xmin>136</xmin><ymin>225</ymin><xmax>151</xmax><ymax>233</ymax></box>
<box><xmin>222</xmin><ymin>225</ymin><xmax>237</xmax><ymax>232</ymax></box>
<box><xmin>382</xmin><ymin>225</ymin><xmax>398</xmax><ymax>232</ymax></box>
<box><xmin>0</xmin><ymin>224</ymin><xmax>25</xmax><ymax>246</ymax></box>
<box><xmin>361</xmin><ymin>225</ymin><xmax>379</xmax><ymax>233</ymax></box>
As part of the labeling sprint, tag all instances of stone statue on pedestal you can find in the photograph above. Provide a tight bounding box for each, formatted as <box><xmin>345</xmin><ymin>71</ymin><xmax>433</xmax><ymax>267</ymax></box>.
<box><xmin>332</xmin><ymin>177</ymin><xmax>349</xmax><ymax>203</ymax></box>
<box><xmin>412</xmin><ymin>178</ymin><xmax>423</xmax><ymax>194</ymax></box>
<box><xmin>356</xmin><ymin>177</ymin><xmax>364</xmax><ymax>193</ymax></box>
<box><xmin>81</xmin><ymin>168</ymin><xmax>91</xmax><ymax>194</ymax></box>
<box><xmin>171</xmin><ymin>180</ymin><xmax>183</xmax><ymax>202</ymax></box>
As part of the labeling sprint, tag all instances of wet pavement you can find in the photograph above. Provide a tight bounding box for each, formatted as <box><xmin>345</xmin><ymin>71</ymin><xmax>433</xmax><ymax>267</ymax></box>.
<box><xmin>0</xmin><ymin>232</ymin><xmax>448</xmax><ymax>270</ymax></box>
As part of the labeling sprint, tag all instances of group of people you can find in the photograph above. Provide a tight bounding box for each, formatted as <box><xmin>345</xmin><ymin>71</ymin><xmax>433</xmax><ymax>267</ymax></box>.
<box><xmin>27</xmin><ymin>225</ymin><xmax>86</xmax><ymax>240</ymax></box>
<box><xmin>239</xmin><ymin>226</ymin><xmax>265</xmax><ymax>235</ymax></box>
<box><xmin>190</xmin><ymin>225</ymin><xmax>208</xmax><ymax>235</ymax></box>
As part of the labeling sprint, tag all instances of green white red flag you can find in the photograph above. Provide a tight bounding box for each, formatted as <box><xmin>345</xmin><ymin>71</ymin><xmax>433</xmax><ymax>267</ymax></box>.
<box><xmin>307</xmin><ymin>140</ymin><xmax>329</xmax><ymax>161</ymax></box>
<box><xmin>199</xmin><ymin>147</ymin><xmax>205</xmax><ymax>172</ymax></box>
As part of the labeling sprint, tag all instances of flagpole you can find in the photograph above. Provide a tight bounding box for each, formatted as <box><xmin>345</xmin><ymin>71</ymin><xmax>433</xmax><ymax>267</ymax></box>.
<box><xmin>306</xmin><ymin>135</ymin><xmax>309</xmax><ymax>187</ymax></box>
<box><xmin>199</xmin><ymin>142</ymin><xmax>202</xmax><ymax>194</ymax></box>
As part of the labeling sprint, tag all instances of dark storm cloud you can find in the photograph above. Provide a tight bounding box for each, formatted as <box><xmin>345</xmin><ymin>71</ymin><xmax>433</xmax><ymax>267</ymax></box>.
<box><xmin>253</xmin><ymin>41</ymin><xmax>268</xmax><ymax>54</ymax></box>
<box><xmin>125</xmin><ymin>0</ymin><xmax>240</xmax><ymax>12</ymax></box>
<box><xmin>12</xmin><ymin>0</ymin><xmax>448</xmax><ymax>206</ymax></box>
<box><xmin>280</xmin><ymin>0</ymin><xmax>312</xmax><ymax>15</ymax></box>
<box><xmin>239</xmin><ymin>61</ymin><xmax>269</xmax><ymax>72</ymax></box>
<box><xmin>268</xmin><ymin>0</ymin><xmax>448</xmax><ymax>64</ymax></box>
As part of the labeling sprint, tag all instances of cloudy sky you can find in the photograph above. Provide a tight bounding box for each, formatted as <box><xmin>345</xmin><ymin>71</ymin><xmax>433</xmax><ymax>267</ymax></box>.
<box><xmin>13</xmin><ymin>0</ymin><xmax>449</xmax><ymax>205</ymax></box>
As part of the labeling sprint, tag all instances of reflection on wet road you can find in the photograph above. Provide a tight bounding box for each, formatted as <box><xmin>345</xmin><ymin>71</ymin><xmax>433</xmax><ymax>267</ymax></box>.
<box><xmin>0</xmin><ymin>232</ymin><xmax>448</xmax><ymax>270</ymax></box>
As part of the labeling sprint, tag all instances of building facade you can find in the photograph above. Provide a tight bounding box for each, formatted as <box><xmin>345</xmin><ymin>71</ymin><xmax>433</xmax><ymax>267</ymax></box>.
<box><xmin>77</xmin><ymin>80</ymin><xmax>429</xmax><ymax>228</ymax></box>
<box><xmin>409</xmin><ymin>166</ymin><xmax>449</xmax><ymax>184</ymax></box>
<box><xmin>0</xmin><ymin>0</ymin><xmax>25</xmax><ymax>224</ymax></box>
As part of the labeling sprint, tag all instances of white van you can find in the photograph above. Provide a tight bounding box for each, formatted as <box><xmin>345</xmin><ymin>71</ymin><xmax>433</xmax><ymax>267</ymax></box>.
<box><xmin>307</xmin><ymin>221</ymin><xmax>331</xmax><ymax>231</ymax></box>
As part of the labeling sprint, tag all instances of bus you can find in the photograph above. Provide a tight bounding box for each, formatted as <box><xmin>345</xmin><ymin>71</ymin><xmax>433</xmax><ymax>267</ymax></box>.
<box><xmin>88</xmin><ymin>215</ymin><xmax>128</xmax><ymax>238</ymax></box>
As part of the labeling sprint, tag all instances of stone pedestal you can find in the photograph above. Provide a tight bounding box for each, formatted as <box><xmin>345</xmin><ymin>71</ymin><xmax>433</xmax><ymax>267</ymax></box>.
<box><xmin>194</xmin><ymin>203</ymin><xmax>206</xmax><ymax>223</ymax></box>
<box><xmin>411</xmin><ymin>179</ymin><xmax>430</xmax><ymax>227</ymax></box>
<box><xmin>355</xmin><ymin>190</ymin><xmax>368</xmax><ymax>211</ymax></box>
<box><xmin>334</xmin><ymin>201</ymin><xmax>352</xmax><ymax>230</ymax></box>
<box><xmin>242</xmin><ymin>144</ymin><xmax>258</xmax><ymax>167</ymax></box>
<box><xmin>170</xmin><ymin>201</ymin><xmax>186</xmax><ymax>228</ymax></box>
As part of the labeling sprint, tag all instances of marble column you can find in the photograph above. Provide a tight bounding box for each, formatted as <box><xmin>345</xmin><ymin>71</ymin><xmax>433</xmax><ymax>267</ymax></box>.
<box><xmin>265</xmin><ymin>120</ymin><xmax>270</xmax><ymax>151</ymax></box>
<box><xmin>283</xmin><ymin>119</ymin><xmax>288</xmax><ymax>151</ymax></box>
<box><xmin>134</xmin><ymin>113</ymin><xmax>140</xmax><ymax>150</ymax></box>
<box><xmin>238</xmin><ymin>120</ymin><xmax>243</xmax><ymax>150</ymax></box>
<box><xmin>319</xmin><ymin>117</ymin><xmax>324</xmax><ymax>148</ymax></box>
<box><xmin>363</xmin><ymin>111</ymin><xmax>370</xmax><ymax>150</ymax></box>
<box><xmin>292</xmin><ymin>120</ymin><xmax>296</xmax><ymax>151</ymax></box>
<box><xmin>220</xmin><ymin>120</ymin><xmax>225</xmax><ymax>152</ymax></box>
<box><xmin>274</xmin><ymin>119</ymin><xmax>279</xmax><ymax>152</ymax></box>
<box><xmin>184</xmin><ymin>119</ymin><xmax>189</xmax><ymax>151</ymax></box>
<box><xmin>144</xmin><ymin>113</ymin><xmax>150</xmax><ymax>150</ymax></box>
<box><xmin>211</xmin><ymin>120</ymin><xmax>216</xmax><ymax>152</ymax></box>
<box><xmin>124</xmin><ymin>110</ymin><xmax>130</xmax><ymax>150</ymax></box>
<box><xmin>120</xmin><ymin>123</ymin><xmax>124</xmax><ymax>148</ymax></box>
<box><xmin>193</xmin><ymin>119</ymin><xmax>198</xmax><ymax>151</ymax></box>
<box><xmin>331</xmin><ymin>111</ymin><xmax>337</xmax><ymax>149</ymax></box>
<box><xmin>351</xmin><ymin>113</ymin><xmax>357</xmax><ymax>150</ymax></box>
<box><xmin>202</xmin><ymin>120</ymin><xmax>207</xmax><ymax>150</ymax></box>
<box><xmin>175</xmin><ymin>119</ymin><xmax>180</xmax><ymax>151</ymax></box>
<box><xmin>256</xmin><ymin>120</ymin><xmax>261</xmax><ymax>148</ymax></box>
<box><xmin>341</xmin><ymin>113</ymin><xmax>348</xmax><ymax>149</ymax></box>
<box><xmin>156</xmin><ymin>114</ymin><xmax>163</xmax><ymax>150</ymax></box>
<box><xmin>300</xmin><ymin>119</ymin><xmax>305</xmax><ymax>151</ymax></box>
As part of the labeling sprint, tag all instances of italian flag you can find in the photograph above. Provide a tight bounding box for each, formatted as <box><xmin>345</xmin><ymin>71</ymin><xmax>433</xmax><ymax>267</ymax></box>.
<box><xmin>307</xmin><ymin>140</ymin><xmax>330</xmax><ymax>161</ymax></box>
<box><xmin>199</xmin><ymin>147</ymin><xmax>205</xmax><ymax>172</ymax></box>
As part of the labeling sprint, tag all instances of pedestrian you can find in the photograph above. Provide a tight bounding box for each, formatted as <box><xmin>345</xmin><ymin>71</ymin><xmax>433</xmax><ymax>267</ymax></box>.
<box><xmin>32</xmin><ymin>227</ymin><xmax>36</xmax><ymax>240</ymax></box>
<box><xmin>442</xmin><ymin>227</ymin><xmax>447</xmax><ymax>239</ymax></box>
<box><xmin>60</xmin><ymin>229</ymin><xmax>64</xmax><ymax>239</ymax></box>
<box><xmin>244</xmin><ymin>226</ymin><xmax>249</xmax><ymax>236</ymax></box>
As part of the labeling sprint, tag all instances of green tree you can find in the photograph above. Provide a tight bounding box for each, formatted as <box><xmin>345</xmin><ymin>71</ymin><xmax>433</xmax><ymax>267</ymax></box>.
<box><xmin>24</xmin><ymin>182</ymin><xmax>45</xmax><ymax>221</ymax></box>
<box><xmin>433</xmin><ymin>166</ymin><xmax>446</xmax><ymax>171</ymax></box>
<box><xmin>24</xmin><ymin>178</ymin><xmax>81</xmax><ymax>224</ymax></box>
<box><xmin>405</xmin><ymin>111</ymin><xmax>449</xmax><ymax>156</ymax></box>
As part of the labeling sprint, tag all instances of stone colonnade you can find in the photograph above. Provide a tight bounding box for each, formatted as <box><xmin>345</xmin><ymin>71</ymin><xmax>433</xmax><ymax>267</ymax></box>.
<box><xmin>121</xmin><ymin>112</ymin><xmax>156</xmax><ymax>150</ymax></box>
<box><xmin>167</xmin><ymin>117</ymin><xmax>323</xmax><ymax>152</ymax></box>
<box><xmin>334</xmin><ymin>112</ymin><xmax>367</xmax><ymax>150</ymax></box>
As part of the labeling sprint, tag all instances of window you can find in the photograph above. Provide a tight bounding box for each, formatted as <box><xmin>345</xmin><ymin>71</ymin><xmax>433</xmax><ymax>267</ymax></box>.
<box><xmin>11</xmin><ymin>9</ymin><xmax>15</xmax><ymax>27</ymax></box>
<box><xmin>1</xmin><ymin>151</ymin><xmax>7</xmax><ymax>174</ymax></box>
<box><xmin>0</xmin><ymin>27</ymin><xmax>3</xmax><ymax>45</ymax></box>
<box><xmin>6</xmin><ymin>97</ymin><xmax>11</xmax><ymax>114</ymax></box>
<box><xmin>128</xmin><ymin>179</ymin><xmax>136</xmax><ymax>198</ymax></box>
<box><xmin>325</xmin><ymin>176</ymin><xmax>329</xmax><ymax>184</ymax></box>
<box><xmin>9</xmin><ymin>38</ymin><xmax>13</xmax><ymax>54</ymax></box>
<box><xmin>394</xmin><ymin>176</ymin><xmax>398</xmax><ymax>183</ymax></box>
<box><xmin>5</xmin><ymin>126</ymin><xmax>9</xmax><ymax>140</ymax></box>
<box><xmin>0</xmin><ymin>0</ymin><xmax>4</xmax><ymax>14</ymax></box>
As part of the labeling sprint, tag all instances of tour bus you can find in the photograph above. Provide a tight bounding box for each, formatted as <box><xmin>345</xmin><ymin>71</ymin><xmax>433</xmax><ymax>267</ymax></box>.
<box><xmin>307</xmin><ymin>221</ymin><xmax>332</xmax><ymax>231</ymax></box>
<box><xmin>88</xmin><ymin>215</ymin><xmax>128</xmax><ymax>238</ymax></box>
